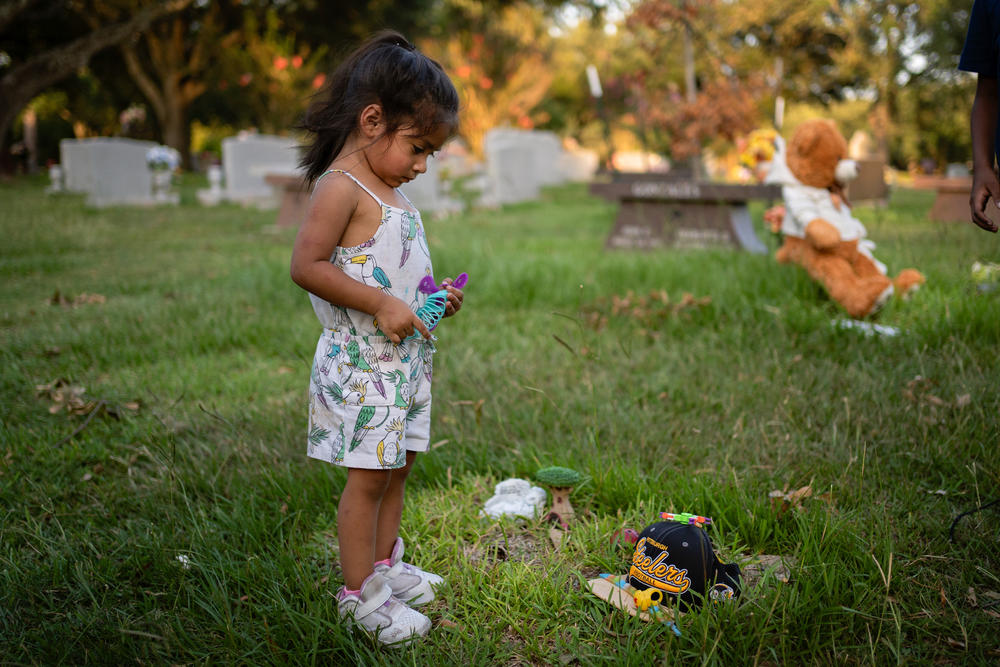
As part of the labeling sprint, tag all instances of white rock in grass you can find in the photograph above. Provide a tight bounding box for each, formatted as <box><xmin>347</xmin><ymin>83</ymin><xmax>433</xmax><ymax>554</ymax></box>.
<box><xmin>481</xmin><ymin>478</ymin><xmax>548</xmax><ymax>519</ymax></box>
<box><xmin>833</xmin><ymin>319</ymin><xmax>900</xmax><ymax>337</ymax></box>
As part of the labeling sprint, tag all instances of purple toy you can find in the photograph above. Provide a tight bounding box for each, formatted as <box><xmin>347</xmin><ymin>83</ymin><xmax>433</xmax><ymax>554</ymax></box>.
<box><xmin>415</xmin><ymin>272</ymin><xmax>468</xmax><ymax>333</ymax></box>
<box><xmin>418</xmin><ymin>272</ymin><xmax>468</xmax><ymax>296</ymax></box>
<box><xmin>404</xmin><ymin>272</ymin><xmax>468</xmax><ymax>340</ymax></box>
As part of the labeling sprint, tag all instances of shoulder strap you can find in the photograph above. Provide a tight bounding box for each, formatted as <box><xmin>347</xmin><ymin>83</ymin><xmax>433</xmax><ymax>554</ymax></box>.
<box><xmin>316</xmin><ymin>169</ymin><xmax>385</xmax><ymax>207</ymax></box>
<box><xmin>396</xmin><ymin>186</ymin><xmax>417</xmax><ymax>212</ymax></box>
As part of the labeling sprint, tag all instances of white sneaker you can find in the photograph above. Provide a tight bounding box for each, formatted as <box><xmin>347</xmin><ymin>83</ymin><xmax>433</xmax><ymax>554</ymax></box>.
<box><xmin>374</xmin><ymin>537</ymin><xmax>444</xmax><ymax>606</ymax></box>
<box><xmin>337</xmin><ymin>571</ymin><xmax>431</xmax><ymax>647</ymax></box>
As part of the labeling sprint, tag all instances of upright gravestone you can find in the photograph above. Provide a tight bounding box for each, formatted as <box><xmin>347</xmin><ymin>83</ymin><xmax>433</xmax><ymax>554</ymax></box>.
<box><xmin>484</xmin><ymin>129</ymin><xmax>541</xmax><ymax>206</ymax></box>
<box><xmin>60</xmin><ymin>138</ymin><xmax>97</xmax><ymax>194</ymax></box>
<box><xmin>846</xmin><ymin>130</ymin><xmax>888</xmax><ymax>204</ymax></box>
<box><xmin>221</xmin><ymin>134</ymin><xmax>301</xmax><ymax>206</ymax></box>
<box><xmin>559</xmin><ymin>147</ymin><xmax>600</xmax><ymax>182</ymax></box>
<box><xmin>483</xmin><ymin>129</ymin><xmax>574</xmax><ymax>206</ymax></box>
<box><xmin>846</xmin><ymin>159</ymin><xmax>888</xmax><ymax>204</ymax></box>
<box><xmin>59</xmin><ymin>138</ymin><xmax>158</xmax><ymax>207</ymax></box>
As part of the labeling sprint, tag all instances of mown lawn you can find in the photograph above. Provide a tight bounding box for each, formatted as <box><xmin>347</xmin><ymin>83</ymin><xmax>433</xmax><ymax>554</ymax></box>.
<box><xmin>1</xmin><ymin>174</ymin><xmax>998</xmax><ymax>665</ymax></box>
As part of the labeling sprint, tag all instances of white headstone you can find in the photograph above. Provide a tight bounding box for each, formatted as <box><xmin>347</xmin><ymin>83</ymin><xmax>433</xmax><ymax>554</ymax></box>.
<box><xmin>59</xmin><ymin>138</ymin><xmax>158</xmax><ymax>206</ymax></box>
<box><xmin>484</xmin><ymin>128</ymin><xmax>572</xmax><ymax>205</ymax></box>
<box><xmin>222</xmin><ymin>134</ymin><xmax>301</xmax><ymax>205</ymax></box>
<box><xmin>559</xmin><ymin>148</ymin><xmax>599</xmax><ymax>182</ymax></box>
<box><xmin>60</xmin><ymin>138</ymin><xmax>96</xmax><ymax>193</ymax></box>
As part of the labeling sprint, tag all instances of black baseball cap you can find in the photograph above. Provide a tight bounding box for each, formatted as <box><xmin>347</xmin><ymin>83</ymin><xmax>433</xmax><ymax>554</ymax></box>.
<box><xmin>627</xmin><ymin>520</ymin><xmax>741</xmax><ymax>611</ymax></box>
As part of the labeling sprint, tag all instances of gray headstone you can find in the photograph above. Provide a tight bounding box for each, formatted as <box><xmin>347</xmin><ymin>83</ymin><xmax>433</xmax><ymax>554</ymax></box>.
<box><xmin>222</xmin><ymin>134</ymin><xmax>301</xmax><ymax>205</ymax></box>
<box><xmin>60</xmin><ymin>138</ymin><xmax>158</xmax><ymax>206</ymax></box>
<box><xmin>483</xmin><ymin>129</ymin><xmax>578</xmax><ymax>205</ymax></box>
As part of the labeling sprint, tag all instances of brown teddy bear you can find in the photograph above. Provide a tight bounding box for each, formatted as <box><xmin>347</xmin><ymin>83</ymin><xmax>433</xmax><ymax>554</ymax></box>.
<box><xmin>765</xmin><ymin>119</ymin><xmax>924</xmax><ymax>319</ymax></box>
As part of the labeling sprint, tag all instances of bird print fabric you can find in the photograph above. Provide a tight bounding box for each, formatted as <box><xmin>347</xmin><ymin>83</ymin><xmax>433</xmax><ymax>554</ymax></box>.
<box><xmin>305</xmin><ymin>169</ymin><xmax>437</xmax><ymax>469</ymax></box>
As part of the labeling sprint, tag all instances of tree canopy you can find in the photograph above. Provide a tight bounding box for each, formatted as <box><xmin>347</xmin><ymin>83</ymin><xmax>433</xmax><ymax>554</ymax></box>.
<box><xmin>0</xmin><ymin>0</ymin><xmax>979</xmax><ymax>173</ymax></box>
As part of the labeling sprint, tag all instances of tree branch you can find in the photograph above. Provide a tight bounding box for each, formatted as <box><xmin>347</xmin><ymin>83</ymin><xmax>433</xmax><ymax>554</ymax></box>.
<box><xmin>0</xmin><ymin>0</ymin><xmax>193</xmax><ymax>107</ymax></box>
<box><xmin>0</xmin><ymin>0</ymin><xmax>43</xmax><ymax>33</ymax></box>
<box><xmin>120</xmin><ymin>42</ymin><xmax>166</xmax><ymax>122</ymax></box>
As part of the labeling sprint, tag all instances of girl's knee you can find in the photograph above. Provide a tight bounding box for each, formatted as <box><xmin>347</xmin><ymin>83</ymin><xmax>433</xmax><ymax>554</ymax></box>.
<box><xmin>345</xmin><ymin>468</ymin><xmax>392</xmax><ymax>500</ymax></box>
<box><xmin>392</xmin><ymin>452</ymin><xmax>419</xmax><ymax>481</ymax></box>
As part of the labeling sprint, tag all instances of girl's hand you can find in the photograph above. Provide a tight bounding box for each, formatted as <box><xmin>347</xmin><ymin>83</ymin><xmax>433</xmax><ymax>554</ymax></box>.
<box><xmin>375</xmin><ymin>295</ymin><xmax>432</xmax><ymax>344</ymax></box>
<box><xmin>440</xmin><ymin>277</ymin><xmax>464</xmax><ymax>317</ymax></box>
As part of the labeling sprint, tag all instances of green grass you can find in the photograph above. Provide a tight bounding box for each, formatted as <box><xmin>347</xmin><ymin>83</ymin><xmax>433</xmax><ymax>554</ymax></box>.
<box><xmin>1</xmin><ymin>174</ymin><xmax>998</xmax><ymax>664</ymax></box>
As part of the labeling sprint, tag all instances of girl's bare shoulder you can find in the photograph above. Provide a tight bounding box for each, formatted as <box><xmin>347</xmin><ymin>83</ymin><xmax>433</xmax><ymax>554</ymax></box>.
<box><xmin>310</xmin><ymin>171</ymin><xmax>362</xmax><ymax>214</ymax></box>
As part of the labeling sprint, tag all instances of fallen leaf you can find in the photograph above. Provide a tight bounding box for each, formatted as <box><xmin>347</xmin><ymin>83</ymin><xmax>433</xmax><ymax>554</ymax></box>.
<box><xmin>955</xmin><ymin>394</ymin><xmax>971</xmax><ymax>408</ymax></box>
<box><xmin>49</xmin><ymin>291</ymin><xmax>106</xmax><ymax>307</ymax></box>
<box><xmin>438</xmin><ymin>618</ymin><xmax>462</xmax><ymax>630</ymax></box>
<box><xmin>36</xmin><ymin>378</ymin><xmax>95</xmax><ymax>415</ymax></box>
<box><xmin>769</xmin><ymin>485</ymin><xmax>813</xmax><ymax>515</ymax></box>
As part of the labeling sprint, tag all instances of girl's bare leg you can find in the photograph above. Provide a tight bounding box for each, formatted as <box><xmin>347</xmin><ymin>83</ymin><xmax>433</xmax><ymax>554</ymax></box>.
<box><xmin>338</xmin><ymin>467</ymin><xmax>391</xmax><ymax>590</ymax></box>
<box><xmin>374</xmin><ymin>451</ymin><xmax>417</xmax><ymax>561</ymax></box>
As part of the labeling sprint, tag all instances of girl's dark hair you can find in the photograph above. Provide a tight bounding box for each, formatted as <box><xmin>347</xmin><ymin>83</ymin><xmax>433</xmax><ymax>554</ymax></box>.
<box><xmin>299</xmin><ymin>30</ymin><xmax>459</xmax><ymax>184</ymax></box>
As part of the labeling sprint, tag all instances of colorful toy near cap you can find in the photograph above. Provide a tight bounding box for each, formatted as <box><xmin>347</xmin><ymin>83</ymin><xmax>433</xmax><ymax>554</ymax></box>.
<box><xmin>659</xmin><ymin>512</ymin><xmax>712</xmax><ymax>526</ymax></box>
<box><xmin>633</xmin><ymin>587</ymin><xmax>663</xmax><ymax>612</ymax></box>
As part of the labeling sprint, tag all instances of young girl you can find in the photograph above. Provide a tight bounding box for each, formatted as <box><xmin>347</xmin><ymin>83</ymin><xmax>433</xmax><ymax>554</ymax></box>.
<box><xmin>290</xmin><ymin>31</ymin><xmax>463</xmax><ymax>646</ymax></box>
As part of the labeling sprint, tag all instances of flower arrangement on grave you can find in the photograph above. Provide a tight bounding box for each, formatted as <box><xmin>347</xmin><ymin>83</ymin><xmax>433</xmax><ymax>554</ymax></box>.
<box><xmin>147</xmin><ymin>145</ymin><xmax>181</xmax><ymax>203</ymax></box>
<box><xmin>738</xmin><ymin>128</ymin><xmax>779</xmax><ymax>183</ymax></box>
<box><xmin>146</xmin><ymin>145</ymin><xmax>180</xmax><ymax>172</ymax></box>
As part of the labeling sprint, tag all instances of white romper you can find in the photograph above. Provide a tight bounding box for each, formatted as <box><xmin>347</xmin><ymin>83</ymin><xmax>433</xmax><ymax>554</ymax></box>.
<box><xmin>306</xmin><ymin>170</ymin><xmax>436</xmax><ymax>469</ymax></box>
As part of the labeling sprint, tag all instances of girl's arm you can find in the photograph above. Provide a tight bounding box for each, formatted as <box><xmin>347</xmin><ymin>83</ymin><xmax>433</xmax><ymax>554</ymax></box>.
<box><xmin>970</xmin><ymin>74</ymin><xmax>1000</xmax><ymax>232</ymax></box>
<box><xmin>290</xmin><ymin>178</ymin><xmax>432</xmax><ymax>343</ymax></box>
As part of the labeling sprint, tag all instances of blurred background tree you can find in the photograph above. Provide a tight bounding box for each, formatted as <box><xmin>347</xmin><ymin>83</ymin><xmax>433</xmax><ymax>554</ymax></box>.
<box><xmin>0</xmin><ymin>0</ymin><xmax>979</xmax><ymax>175</ymax></box>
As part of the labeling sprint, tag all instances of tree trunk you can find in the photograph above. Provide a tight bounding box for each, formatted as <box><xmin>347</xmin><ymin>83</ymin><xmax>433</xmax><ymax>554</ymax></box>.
<box><xmin>0</xmin><ymin>0</ymin><xmax>193</xmax><ymax>173</ymax></box>
<box><xmin>163</xmin><ymin>97</ymin><xmax>192</xmax><ymax>169</ymax></box>
<box><xmin>120</xmin><ymin>15</ymin><xmax>207</xmax><ymax>170</ymax></box>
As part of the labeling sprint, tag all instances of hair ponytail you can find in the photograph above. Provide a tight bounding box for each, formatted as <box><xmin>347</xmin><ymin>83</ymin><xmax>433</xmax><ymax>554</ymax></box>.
<box><xmin>299</xmin><ymin>30</ymin><xmax>459</xmax><ymax>184</ymax></box>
